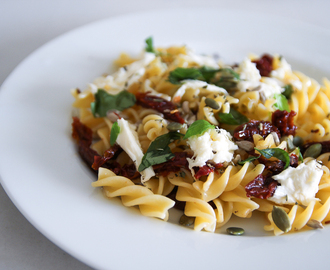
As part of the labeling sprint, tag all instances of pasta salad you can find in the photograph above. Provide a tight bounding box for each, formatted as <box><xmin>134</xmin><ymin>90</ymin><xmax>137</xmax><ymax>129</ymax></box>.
<box><xmin>71</xmin><ymin>38</ymin><xmax>330</xmax><ymax>235</ymax></box>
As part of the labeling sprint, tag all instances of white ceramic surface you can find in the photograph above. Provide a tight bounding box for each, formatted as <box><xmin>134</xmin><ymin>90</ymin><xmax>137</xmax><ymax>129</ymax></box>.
<box><xmin>1</xmin><ymin>8</ymin><xmax>330</xmax><ymax>270</ymax></box>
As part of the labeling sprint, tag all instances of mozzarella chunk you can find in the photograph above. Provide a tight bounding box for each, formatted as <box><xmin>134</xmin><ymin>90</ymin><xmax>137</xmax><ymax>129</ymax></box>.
<box><xmin>270</xmin><ymin>57</ymin><xmax>302</xmax><ymax>90</ymax></box>
<box><xmin>187</xmin><ymin>127</ymin><xmax>238</xmax><ymax>171</ymax></box>
<box><xmin>236</xmin><ymin>58</ymin><xmax>286</xmax><ymax>99</ymax></box>
<box><xmin>236</xmin><ymin>58</ymin><xmax>261</xmax><ymax>92</ymax></box>
<box><xmin>88</xmin><ymin>52</ymin><xmax>156</xmax><ymax>94</ymax></box>
<box><xmin>236</xmin><ymin>58</ymin><xmax>261</xmax><ymax>82</ymax></box>
<box><xmin>268</xmin><ymin>159</ymin><xmax>323</xmax><ymax>206</ymax></box>
<box><xmin>259</xmin><ymin>77</ymin><xmax>283</xmax><ymax>99</ymax></box>
<box><xmin>181</xmin><ymin>50</ymin><xmax>219</xmax><ymax>68</ymax></box>
<box><xmin>116</xmin><ymin>118</ymin><xmax>155</xmax><ymax>183</ymax></box>
<box><xmin>172</xmin><ymin>80</ymin><xmax>228</xmax><ymax>103</ymax></box>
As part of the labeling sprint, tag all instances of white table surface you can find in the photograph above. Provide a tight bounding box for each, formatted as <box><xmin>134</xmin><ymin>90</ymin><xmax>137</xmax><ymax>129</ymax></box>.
<box><xmin>1</xmin><ymin>0</ymin><xmax>330</xmax><ymax>269</ymax></box>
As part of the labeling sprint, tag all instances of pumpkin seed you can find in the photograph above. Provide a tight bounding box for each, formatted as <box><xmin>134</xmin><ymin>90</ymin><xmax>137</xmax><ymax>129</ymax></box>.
<box><xmin>306</xmin><ymin>219</ymin><xmax>324</xmax><ymax>229</ymax></box>
<box><xmin>271</xmin><ymin>132</ymin><xmax>280</xmax><ymax>146</ymax></box>
<box><xmin>226</xmin><ymin>227</ymin><xmax>245</xmax><ymax>236</ymax></box>
<box><xmin>205</xmin><ymin>98</ymin><xmax>220</xmax><ymax>110</ymax></box>
<box><xmin>293</xmin><ymin>136</ymin><xmax>304</xmax><ymax>147</ymax></box>
<box><xmin>272</xmin><ymin>206</ymin><xmax>291</xmax><ymax>233</ymax></box>
<box><xmin>167</xmin><ymin>122</ymin><xmax>183</xmax><ymax>131</ymax></box>
<box><xmin>282</xmin><ymin>136</ymin><xmax>295</xmax><ymax>151</ymax></box>
<box><xmin>236</xmin><ymin>140</ymin><xmax>254</xmax><ymax>151</ymax></box>
<box><xmin>179</xmin><ymin>214</ymin><xmax>195</xmax><ymax>227</ymax></box>
<box><xmin>304</xmin><ymin>143</ymin><xmax>322</xmax><ymax>158</ymax></box>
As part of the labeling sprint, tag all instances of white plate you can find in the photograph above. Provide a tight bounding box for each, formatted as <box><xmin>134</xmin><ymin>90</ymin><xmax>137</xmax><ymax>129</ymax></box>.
<box><xmin>1</xmin><ymin>8</ymin><xmax>330</xmax><ymax>270</ymax></box>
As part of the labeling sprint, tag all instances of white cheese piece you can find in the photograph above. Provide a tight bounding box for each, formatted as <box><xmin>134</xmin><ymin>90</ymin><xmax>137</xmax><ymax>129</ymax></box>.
<box><xmin>270</xmin><ymin>57</ymin><xmax>302</xmax><ymax>90</ymax></box>
<box><xmin>88</xmin><ymin>52</ymin><xmax>156</xmax><ymax>94</ymax></box>
<box><xmin>268</xmin><ymin>159</ymin><xmax>323</xmax><ymax>206</ymax></box>
<box><xmin>259</xmin><ymin>77</ymin><xmax>283</xmax><ymax>99</ymax></box>
<box><xmin>271</xmin><ymin>57</ymin><xmax>291</xmax><ymax>80</ymax></box>
<box><xmin>116</xmin><ymin>118</ymin><xmax>155</xmax><ymax>183</ymax></box>
<box><xmin>187</xmin><ymin>127</ymin><xmax>238</xmax><ymax>171</ymax></box>
<box><xmin>236</xmin><ymin>58</ymin><xmax>261</xmax><ymax>82</ymax></box>
<box><xmin>144</xmin><ymin>79</ymin><xmax>171</xmax><ymax>101</ymax></box>
<box><xmin>181</xmin><ymin>50</ymin><xmax>219</xmax><ymax>68</ymax></box>
<box><xmin>236</xmin><ymin>58</ymin><xmax>261</xmax><ymax>92</ymax></box>
<box><xmin>236</xmin><ymin>58</ymin><xmax>285</xmax><ymax>99</ymax></box>
<box><xmin>172</xmin><ymin>80</ymin><xmax>228</xmax><ymax>103</ymax></box>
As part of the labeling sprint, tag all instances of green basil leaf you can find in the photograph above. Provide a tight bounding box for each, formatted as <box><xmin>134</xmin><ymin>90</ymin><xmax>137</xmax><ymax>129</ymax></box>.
<box><xmin>145</xmin><ymin>36</ymin><xmax>156</xmax><ymax>53</ymax></box>
<box><xmin>110</xmin><ymin>122</ymin><xmax>120</xmax><ymax>146</ymax></box>
<box><xmin>237</xmin><ymin>155</ymin><xmax>261</xmax><ymax>165</ymax></box>
<box><xmin>217</xmin><ymin>107</ymin><xmax>249</xmax><ymax>125</ymax></box>
<box><xmin>168</xmin><ymin>67</ymin><xmax>202</xmax><ymax>84</ymax></box>
<box><xmin>91</xmin><ymin>89</ymin><xmax>136</xmax><ymax>117</ymax></box>
<box><xmin>298</xmin><ymin>148</ymin><xmax>304</xmax><ymax>162</ymax></box>
<box><xmin>168</xmin><ymin>66</ymin><xmax>240</xmax><ymax>89</ymax></box>
<box><xmin>255</xmin><ymin>147</ymin><xmax>290</xmax><ymax>169</ymax></box>
<box><xmin>138</xmin><ymin>132</ymin><xmax>184</xmax><ymax>172</ymax></box>
<box><xmin>282</xmin><ymin>84</ymin><xmax>293</xmax><ymax>99</ymax></box>
<box><xmin>147</xmin><ymin>132</ymin><xmax>184</xmax><ymax>152</ymax></box>
<box><xmin>138</xmin><ymin>149</ymin><xmax>174</xmax><ymax>172</ymax></box>
<box><xmin>273</xmin><ymin>94</ymin><xmax>290</xmax><ymax>112</ymax></box>
<box><xmin>183</xmin><ymin>119</ymin><xmax>215</xmax><ymax>139</ymax></box>
<box><xmin>198</xmin><ymin>66</ymin><xmax>221</xmax><ymax>81</ymax></box>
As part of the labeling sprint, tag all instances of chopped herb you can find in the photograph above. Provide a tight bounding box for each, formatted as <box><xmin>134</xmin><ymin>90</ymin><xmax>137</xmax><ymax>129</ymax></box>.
<box><xmin>273</xmin><ymin>94</ymin><xmax>290</xmax><ymax>112</ymax></box>
<box><xmin>145</xmin><ymin>36</ymin><xmax>156</xmax><ymax>53</ymax></box>
<box><xmin>282</xmin><ymin>84</ymin><xmax>293</xmax><ymax>99</ymax></box>
<box><xmin>216</xmin><ymin>107</ymin><xmax>249</xmax><ymax>125</ymax></box>
<box><xmin>168</xmin><ymin>67</ymin><xmax>202</xmax><ymax>84</ymax></box>
<box><xmin>198</xmin><ymin>66</ymin><xmax>221</xmax><ymax>81</ymax></box>
<box><xmin>237</xmin><ymin>155</ymin><xmax>261</xmax><ymax>165</ymax></box>
<box><xmin>255</xmin><ymin>147</ymin><xmax>290</xmax><ymax>169</ymax></box>
<box><xmin>138</xmin><ymin>132</ymin><xmax>183</xmax><ymax>172</ymax></box>
<box><xmin>168</xmin><ymin>66</ymin><xmax>240</xmax><ymax>89</ymax></box>
<box><xmin>298</xmin><ymin>149</ymin><xmax>304</xmax><ymax>162</ymax></box>
<box><xmin>110</xmin><ymin>122</ymin><xmax>120</xmax><ymax>146</ymax></box>
<box><xmin>183</xmin><ymin>119</ymin><xmax>215</xmax><ymax>139</ymax></box>
<box><xmin>91</xmin><ymin>89</ymin><xmax>136</xmax><ymax>117</ymax></box>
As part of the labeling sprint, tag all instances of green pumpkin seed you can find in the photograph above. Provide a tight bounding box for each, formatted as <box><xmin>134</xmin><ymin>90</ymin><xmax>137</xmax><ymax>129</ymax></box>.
<box><xmin>167</xmin><ymin>122</ymin><xmax>183</xmax><ymax>131</ymax></box>
<box><xmin>205</xmin><ymin>98</ymin><xmax>220</xmax><ymax>110</ymax></box>
<box><xmin>272</xmin><ymin>206</ymin><xmax>291</xmax><ymax>233</ymax></box>
<box><xmin>304</xmin><ymin>143</ymin><xmax>322</xmax><ymax>158</ymax></box>
<box><xmin>306</xmin><ymin>219</ymin><xmax>324</xmax><ymax>229</ymax></box>
<box><xmin>293</xmin><ymin>136</ymin><xmax>304</xmax><ymax>147</ymax></box>
<box><xmin>282</xmin><ymin>136</ymin><xmax>295</xmax><ymax>151</ymax></box>
<box><xmin>179</xmin><ymin>214</ymin><xmax>195</xmax><ymax>227</ymax></box>
<box><xmin>226</xmin><ymin>227</ymin><xmax>245</xmax><ymax>236</ymax></box>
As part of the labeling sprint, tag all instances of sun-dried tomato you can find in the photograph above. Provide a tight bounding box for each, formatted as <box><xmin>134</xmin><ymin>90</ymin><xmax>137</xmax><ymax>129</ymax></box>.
<box><xmin>245</xmin><ymin>174</ymin><xmax>278</xmax><ymax>199</ymax></box>
<box><xmin>233</xmin><ymin>120</ymin><xmax>281</xmax><ymax>142</ymax></box>
<box><xmin>153</xmin><ymin>152</ymin><xmax>191</xmax><ymax>176</ymax></box>
<box><xmin>135</xmin><ymin>92</ymin><xmax>185</xmax><ymax>124</ymax></box>
<box><xmin>257</xmin><ymin>153</ymin><xmax>299</xmax><ymax>175</ymax></box>
<box><xmin>193</xmin><ymin>162</ymin><xmax>223</xmax><ymax>179</ymax></box>
<box><xmin>101</xmin><ymin>161</ymin><xmax>140</xmax><ymax>180</ymax></box>
<box><xmin>252</xmin><ymin>54</ymin><xmax>273</xmax><ymax>77</ymax></box>
<box><xmin>290</xmin><ymin>154</ymin><xmax>299</xmax><ymax>168</ymax></box>
<box><xmin>92</xmin><ymin>144</ymin><xmax>121</xmax><ymax>170</ymax></box>
<box><xmin>272</xmin><ymin>110</ymin><xmax>297</xmax><ymax>137</ymax></box>
<box><xmin>72</xmin><ymin>117</ymin><xmax>100</xmax><ymax>168</ymax></box>
<box><xmin>257</xmin><ymin>156</ymin><xmax>285</xmax><ymax>174</ymax></box>
<box><xmin>194</xmin><ymin>165</ymin><xmax>215</xmax><ymax>179</ymax></box>
<box><xmin>72</xmin><ymin>116</ymin><xmax>93</xmax><ymax>145</ymax></box>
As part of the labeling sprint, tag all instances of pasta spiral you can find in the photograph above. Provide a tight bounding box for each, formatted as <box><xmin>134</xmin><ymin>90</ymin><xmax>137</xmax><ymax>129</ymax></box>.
<box><xmin>92</xmin><ymin>168</ymin><xmax>175</xmax><ymax>221</ymax></box>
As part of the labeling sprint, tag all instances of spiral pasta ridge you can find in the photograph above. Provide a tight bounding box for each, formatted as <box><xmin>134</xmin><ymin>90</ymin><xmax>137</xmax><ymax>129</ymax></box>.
<box><xmin>92</xmin><ymin>168</ymin><xmax>175</xmax><ymax>220</ymax></box>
